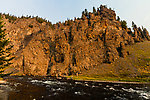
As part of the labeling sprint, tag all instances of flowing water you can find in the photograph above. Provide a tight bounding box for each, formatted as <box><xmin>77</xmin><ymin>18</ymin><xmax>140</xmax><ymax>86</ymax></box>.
<box><xmin>0</xmin><ymin>76</ymin><xmax>149</xmax><ymax>100</ymax></box>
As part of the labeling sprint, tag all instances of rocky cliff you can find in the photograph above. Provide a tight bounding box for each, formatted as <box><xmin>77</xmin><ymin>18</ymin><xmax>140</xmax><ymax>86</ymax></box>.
<box><xmin>2</xmin><ymin>5</ymin><xmax>150</xmax><ymax>76</ymax></box>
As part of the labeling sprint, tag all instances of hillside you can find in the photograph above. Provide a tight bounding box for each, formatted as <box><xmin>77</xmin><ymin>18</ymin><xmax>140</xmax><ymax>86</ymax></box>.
<box><xmin>1</xmin><ymin>5</ymin><xmax>150</xmax><ymax>80</ymax></box>
<box><xmin>78</xmin><ymin>41</ymin><xmax>150</xmax><ymax>82</ymax></box>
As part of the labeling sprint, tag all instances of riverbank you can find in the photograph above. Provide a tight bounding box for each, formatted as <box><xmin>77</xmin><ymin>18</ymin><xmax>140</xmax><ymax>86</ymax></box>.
<box><xmin>0</xmin><ymin>78</ymin><xmax>7</xmax><ymax>84</ymax></box>
<box><xmin>65</xmin><ymin>75</ymin><xmax>150</xmax><ymax>84</ymax></box>
<box><xmin>3</xmin><ymin>74</ymin><xmax>149</xmax><ymax>85</ymax></box>
<box><xmin>1</xmin><ymin>76</ymin><xmax>150</xmax><ymax>100</ymax></box>
<box><xmin>65</xmin><ymin>41</ymin><xmax>150</xmax><ymax>84</ymax></box>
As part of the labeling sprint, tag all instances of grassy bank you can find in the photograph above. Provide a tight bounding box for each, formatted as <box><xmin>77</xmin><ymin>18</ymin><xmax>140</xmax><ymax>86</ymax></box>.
<box><xmin>66</xmin><ymin>75</ymin><xmax>150</xmax><ymax>83</ymax></box>
<box><xmin>67</xmin><ymin>41</ymin><xmax>150</xmax><ymax>83</ymax></box>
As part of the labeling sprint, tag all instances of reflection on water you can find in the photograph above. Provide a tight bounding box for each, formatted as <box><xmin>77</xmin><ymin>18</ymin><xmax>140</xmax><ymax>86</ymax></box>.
<box><xmin>0</xmin><ymin>76</ymin><xmax>149</xmax><ymax>100</ymax></box>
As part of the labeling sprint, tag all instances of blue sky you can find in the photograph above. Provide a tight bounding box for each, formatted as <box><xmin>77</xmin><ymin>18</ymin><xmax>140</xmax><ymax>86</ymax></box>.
<box><xmin>1</xmin><ymin>0</ymin><xmax>150</xmax><ymax>32</ymax></box>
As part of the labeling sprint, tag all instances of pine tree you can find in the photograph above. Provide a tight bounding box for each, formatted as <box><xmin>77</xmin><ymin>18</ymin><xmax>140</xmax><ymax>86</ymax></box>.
<box><xmin>82</xmin><ymin>11</ymin><xmax>85</xmax><ymax>18</ymax></box>
<box><xmin>117</xmin><ymin>16</ymin><xmax>120</xmax><ymax>21</ymax></box>
<box><xmin>121</xmin><ymin>20</ymin><xmax>127</xmax><ymax>29</ymax></box>
<box><xmin>84</xmin><ymin>9</ymin><xmax>89</xmax><ymax>17</ymax></box>
<box><xmin>93</xmin><ymin>7</ymin><xmax>96</xmax><ymax>14</ymax></box>
<box><xmin>0</xmin><ymin>15</ymin><xmax>14</xmax><ymax>76</ymax></box>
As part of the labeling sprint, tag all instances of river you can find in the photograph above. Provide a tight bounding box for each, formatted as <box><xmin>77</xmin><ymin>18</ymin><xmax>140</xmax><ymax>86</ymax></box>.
<box><xmin>0</xmin><ymin>76</ymin><xmax>149</xmax><ymax>100</ymax></box>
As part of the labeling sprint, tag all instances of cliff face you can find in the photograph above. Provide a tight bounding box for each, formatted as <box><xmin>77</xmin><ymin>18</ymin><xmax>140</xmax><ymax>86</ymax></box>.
<box><xmin>2</xmin><ymin>5</ymin><xmax>150</xmax><ymax>76</ymax></box>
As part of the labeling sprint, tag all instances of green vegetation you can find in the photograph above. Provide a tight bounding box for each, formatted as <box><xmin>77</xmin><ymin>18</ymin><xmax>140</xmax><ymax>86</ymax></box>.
<box><xmin>2</xmin><ymin>13</ymin><xmax>54</xmax><ymax>29</ymax></box>
<box><xmin>0</xmin><ymin>15</ymin><xmax>14</xmax><ymax>77</ymax></box>
<box><xmin>93</xmin><ymin>7</ymin><xmax>96</xmax><ymax>14</ymax></box>
<box><xmin>121</xmin><ymin>20</ymin><xmax>127</xmax><ymax>29</ymax></box>
<box><xmin>28</xmin><ymin>24</ymin><xmax>33</xmax><ymax>28</ymax></box>
<box><xmin>117</xmin><ymin>16</ymin><xmax>120</xmax><ymax>21</ymax></box>
<box><xmin>82</xmin><ymin>9</ymin><xmax>89</xmax><ymax>18</ymax></box>
<box><xmin>132</xmin><ymin>21</ymin><xmax>136</xmax><ymax>28</ymax></box>
<box><xmin>35</xmin><ymin>16</ymin><xmax>53</xmax><ymax>29</ymax></box>
<box><xmin>3</xmin><ymin>13</ymin><xmax>17</xmax><ymax>23</ymax></box>
<box><xmin>66</xmin><ymin>72</ymin><xmax>150</xmax><ymax>82</ymax></box>
<box><xmin>35</xmin><ymin>16</ymin><xmax>46</xmax><ymax>23</ymax></box>
<box><xmin>66</xmin><ymin>75</ymin><xmax>150</xmax><ymax>82</ymax></box>
<box><xmin>125</xmin><ymin>41</ymin><xmax>150</xmax><ymax>78</ymax></box>
<box><xmin>66</xmin><ymin>41</ymin><xmax>150</xmax><ymax>83</ymax></box>
<box><xmin>84</xmin><ymin>9</ymin><xmax>88</xmax><ymax>17</ymax></box>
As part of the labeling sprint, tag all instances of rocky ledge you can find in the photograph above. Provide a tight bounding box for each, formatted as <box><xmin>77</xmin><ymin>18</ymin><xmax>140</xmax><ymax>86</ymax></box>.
<box><xmin>2</xmin><ymin>5</ymin><xmax>150</xmax><ymax>76</ymax></box>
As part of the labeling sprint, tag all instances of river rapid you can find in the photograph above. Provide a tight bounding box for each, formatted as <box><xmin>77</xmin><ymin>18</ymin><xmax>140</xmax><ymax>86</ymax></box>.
<box><xmin>0</xmin><ymin>76</ymin><xmax>149</xmax><ymax>100</ymax></box>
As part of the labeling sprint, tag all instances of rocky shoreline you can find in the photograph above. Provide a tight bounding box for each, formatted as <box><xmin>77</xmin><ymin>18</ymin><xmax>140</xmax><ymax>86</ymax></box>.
<box><xmin>0</xmin><ymin>80</ymin><xmax>7</xmax><ymax>84</ymax></box>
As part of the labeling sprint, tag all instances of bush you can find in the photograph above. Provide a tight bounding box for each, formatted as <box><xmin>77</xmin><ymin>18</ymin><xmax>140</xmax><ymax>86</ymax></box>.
<box><xmin>4</xmin><ymin>14</ymin><xmax>17</xmax><ymax>23</ymax></box>
<box><xmin>28</xmin><ymin>24</ymin><xmax>33</xmax><ymax>28</ymax></box>
<box><xmin>35</xmin><ymin>16</ymin><xmax>46</xmax><ymax>23</ymax></box>
<box><xmin>0</xmin><ymin>16</ymin><xmax>14</xmax><ymax>76</ymax></box>
<box><xmin>121</xmin><ymin>20</ymin><xmax>127</xmax><ymax>29</ymax></box>
<box><xmin>117</xmin><ymin>16</ymin><xmax>120</xmax><ymax>21</ymax></box>
<box><xmin>93</xmin><ymin>7</ymin><xmax>96</xmax><ymax>14</ymax></box>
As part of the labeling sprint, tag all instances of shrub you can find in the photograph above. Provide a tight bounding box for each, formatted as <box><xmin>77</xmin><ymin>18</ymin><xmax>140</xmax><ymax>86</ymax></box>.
<box><xmin>28</xmin><ymin>24</ymin><xmax>33</xmax><ymax>28</ymax></box>
<box><xmin>117</xmin><ymin>16</ymin><xmax>120</xmax><ymax>21</ymax></box>
<box><xmin>121</xmin><ymin>20</ymin><xmax>127</xmax><ymax>29</ymax></box>
<box><xmin>93</xmin><ymin>7</ymin><xmax>96</xmax><ymax>14</ymax></box>
<box><xmin>35</xmin><ymin>16</ymin><xmax>46</xmax><ymax>23</ymax></box>
<box><xmin>0</xmin><ymin>16</ymin><xmax>14</xmax><ymax>76</ymax></box>
<box><xmin>4</xmin><ymin>14</ymin><xmax>17</xmax><ymax>23</ymax></box>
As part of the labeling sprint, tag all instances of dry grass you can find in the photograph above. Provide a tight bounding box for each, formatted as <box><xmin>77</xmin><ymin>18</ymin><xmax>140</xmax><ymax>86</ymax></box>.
<box><xmin>74</xmin><ymin>41</ymin><xmax>150</xmax><ymax>82</ymax></box>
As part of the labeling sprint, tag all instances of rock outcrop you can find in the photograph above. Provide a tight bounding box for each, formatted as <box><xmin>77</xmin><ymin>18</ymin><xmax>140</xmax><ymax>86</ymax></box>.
<box><xmin>1</xmin><ymin>5</ymin><xmax>150</xmax><ymax>76</ymax></box>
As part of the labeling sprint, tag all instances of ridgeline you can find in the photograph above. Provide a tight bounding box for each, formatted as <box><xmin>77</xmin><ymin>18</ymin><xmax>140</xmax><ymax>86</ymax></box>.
<box><xmin>1</xmin><ymin>5</ymin><xmax>150</xmax><ymax>82</ymax></box>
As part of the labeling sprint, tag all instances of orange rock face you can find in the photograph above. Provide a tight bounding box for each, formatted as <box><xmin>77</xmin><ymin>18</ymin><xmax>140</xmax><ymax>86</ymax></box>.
<box><xmin>2</xmin><ymin>5</ymin><xmax>150</xmax><ymax>76</ymax></box>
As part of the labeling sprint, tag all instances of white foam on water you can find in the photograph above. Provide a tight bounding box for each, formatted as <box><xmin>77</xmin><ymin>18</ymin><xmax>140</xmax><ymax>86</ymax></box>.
<box><xmin>116</xmin><ymin>96</ymin><xmax>127</xmax><ymax>100</ymax></box>
<box><xmin>114</xmin><ymin>84</ymin><xmax>120</xmax><ymax>87</ymax></box>
<box><xmin>18</xmin><ymin>77</ymin><xmax>23</xmax><ymax>79</ymax></box>
<box><xmin>75</xmin><ymin>82</ymin><xmax>82</xmax><ymax>85</ymax></box>
<box><xmin>56</xmin><ymin>88</ymin><xmax>64</xmax><ymax>91</ymax></box>
<box><xmin>139</xmin><ymin>92</ymin><xmax>150</xmax><ymax>99</ymax></box>
<box><xmin>14</xmin><ymin>83</ymin><xmax>21</xmax><ymax>87</ymax></box>
<box><xmin>51</xmin><ymin>87</ymin><xmax>65</xmax><ymax>92</ymax></box>
<box><xmin>145</xmin><ymin>87</ymin><xmax>149</xmax><ymax>89</ymax></box>
<box><xmin>92</xmin><ymin>85</ymin><xmax>95</xmax><ymax>88</ymax></box>
<box><xmin>74</xmin><ymin>91</ymin><xmax>81</xmax><ymax>95</ymax></box>
<box><xmin>43</xmin><ymin>81</ymin><xmax>56</xmax><ymax>85</ymax></box>
<box><xmin>74</xmin><ymin>91</ymin><xmax>86</xmax><ymax>95</ymax></box>
<box><xmin>84</xmin><ymin>82</ymin><xmax>88</xmax><ymax>84</ymax></box>
<box><xmin>122</xmin><ymin>88</ymin><xmax>150</xmax><ymax>99</ymax></box>
<box><xmin>140</xmin><ymin>95</ymin><xmax>149</xmax><ymax>100</ymax></box>
<box><xmin>103</xmin><ymin>87</ymin><xmax>107</xmax><ymax>90</ymax></box>
<box><xmin>85</xmin><ymin>84</ymin><xmax>89</xmax><ymax>87</ymax></box>
<box><xmin>28</xmin><ymin>78</ymin><xmax>32</xmax><ymax>80</ymax></box>
<box><xmin>109</xmin><ymin>87</ymin><xmax>115</xmax><ymax>91</ymax></box>
<box><xmin>122</xmin><ymin>88</ymin><xmax>135</xmax><ymax>92</ymax></box>
<box><xmin>99</xmin><ymin>83</ymin><xmax>102</xmax><ymax>86</ymax></box>
<box><xmin>46</xmin><ymin>85</ymin><xmax>50</xmax><ymax>88</ymax></box>
<box><xmin>51</xmin><ymin>88</ymin><xmax>56</xmax><ymax>92</ymax></box>
<box><xmin>30</xmin><ymin>80</ymin><xmax>43</xmax><ymax>83</ymax></box>
<box><xmin>43</xmin><ymin>81</ymin><xmax>67</xmax><ymax>85</ymax></box>
<box><xmin>135</xmin><ymin>87</ymin><xmax>141</xmax><ymax>89</ymax></box>
<box><xmin>53</xmin><ymin>92</ymin><xmax>58</xmax><ymax>96</ymax></box>
<box><xmin>106</xmin><ymin>85</ymin><xmax>110</xmax><ymax>88</ymax></box>
<box><xmin>92</xmin><ymin>85</ymin><xmax>99</xmax><ymax>88</ymax></box>
<box><xmin>0</xmin><ymin>85</ymin><xmax>13</xmax><ymax>91</ymax></box>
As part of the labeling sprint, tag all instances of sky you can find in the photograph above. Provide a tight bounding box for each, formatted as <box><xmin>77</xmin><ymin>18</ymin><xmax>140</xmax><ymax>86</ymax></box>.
<box><xmin>0</xmin><ymin>0</ymin><xmax>150</xmax><ymax>32</ymax></box>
